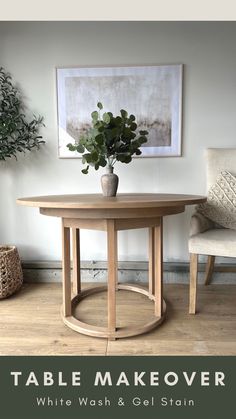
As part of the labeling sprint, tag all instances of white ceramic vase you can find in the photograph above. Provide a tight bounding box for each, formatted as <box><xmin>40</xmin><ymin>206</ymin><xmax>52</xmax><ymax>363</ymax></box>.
<box><xmin>101</xmin><ymin>165</ymin><xmax>119</xmax><ymax>197</ymax></box>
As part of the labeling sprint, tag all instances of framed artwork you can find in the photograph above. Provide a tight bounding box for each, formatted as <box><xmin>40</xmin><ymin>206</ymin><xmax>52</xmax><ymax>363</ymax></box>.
<box><xmin>56</xmin><ymin>64</ymin><xmax>183</xmax><ymax>158</ymax></box>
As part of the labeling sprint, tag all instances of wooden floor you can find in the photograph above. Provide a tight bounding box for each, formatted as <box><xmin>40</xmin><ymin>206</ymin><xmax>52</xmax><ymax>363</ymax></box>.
<box><xmin>0</xmin><ymin>283</ymin><xmax>236</xmax><ymax>355</ymax></box>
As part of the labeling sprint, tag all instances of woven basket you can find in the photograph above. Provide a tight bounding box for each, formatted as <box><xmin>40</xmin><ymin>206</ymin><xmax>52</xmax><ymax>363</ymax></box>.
<box><xmin>0</xmin><ymin>246</ymin><xmax>23</xmax><ymax>299</ymax></box>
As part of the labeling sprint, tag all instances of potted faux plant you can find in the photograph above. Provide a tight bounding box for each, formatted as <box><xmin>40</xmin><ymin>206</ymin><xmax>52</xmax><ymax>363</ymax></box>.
<box><xmin>67</xmin><ymin>102</ymin><xmax>149</xmax><ymax>196</ymax></box>
<box><xmin>0</xmin><ymin>67</ymin><xmax>44</xmax><ymax>161</ymax></box>
<box><xmin>0</xmin><ymin>67</ymin><xmax>45</xmax><ymax>298</ymax></box>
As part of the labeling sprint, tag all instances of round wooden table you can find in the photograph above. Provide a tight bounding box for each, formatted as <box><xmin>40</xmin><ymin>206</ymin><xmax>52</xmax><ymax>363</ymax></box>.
<box><xmin>17</xmin><ymin>193</ymin><xmax>206</xmax><ymax>340</ymax></box>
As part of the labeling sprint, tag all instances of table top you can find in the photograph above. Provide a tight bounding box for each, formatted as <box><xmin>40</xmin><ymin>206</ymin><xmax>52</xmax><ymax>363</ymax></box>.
<box><xmin>17</xmin><ymin>193</ymin><xmax>206</xmax><ymax>209</ymax></box>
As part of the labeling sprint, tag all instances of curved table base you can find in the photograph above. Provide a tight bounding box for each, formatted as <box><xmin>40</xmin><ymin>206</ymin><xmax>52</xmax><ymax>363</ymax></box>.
<box><xmin>61</xmin><ymin>284</ymin><xmax>166</xmax><ymax>339</ymax></box>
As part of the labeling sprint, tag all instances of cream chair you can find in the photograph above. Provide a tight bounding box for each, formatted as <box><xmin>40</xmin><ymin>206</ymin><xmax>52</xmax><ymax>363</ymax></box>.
<box><xmin>189</xmin><ymin>148</ymin><xmax>236</xmax><ymax>314</ymax></box>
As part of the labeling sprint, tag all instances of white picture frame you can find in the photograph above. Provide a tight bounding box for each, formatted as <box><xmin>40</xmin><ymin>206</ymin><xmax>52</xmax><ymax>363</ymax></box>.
<box><xmin>56</xmin><ymin>64</ymin><xmax>183</xmax><ymax>158</ymax></box>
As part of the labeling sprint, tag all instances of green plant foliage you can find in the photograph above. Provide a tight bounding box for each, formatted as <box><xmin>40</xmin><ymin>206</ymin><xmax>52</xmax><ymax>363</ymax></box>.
<box><xmin>67</xmin><ymin>102</ymin><xmax>148</xmax><ymax>173</ymax></box>
<box><xmin>0</xmin><ymin>67</ymin><xmax>45</xmax><ymax>161</ymax></box>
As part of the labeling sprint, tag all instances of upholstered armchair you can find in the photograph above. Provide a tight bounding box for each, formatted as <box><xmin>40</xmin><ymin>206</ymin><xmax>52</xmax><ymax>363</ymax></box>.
<box><xmin>189</xmin><ymin>148</ymin><xmax>236</xmax><ymax>314</ymax></box>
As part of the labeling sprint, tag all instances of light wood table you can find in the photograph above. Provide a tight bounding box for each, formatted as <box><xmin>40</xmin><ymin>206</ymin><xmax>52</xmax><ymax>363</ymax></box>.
<box><xmin>17</xmin><ymin>193</ymin><xmax>206</xmax><ymax>340</ymax></box>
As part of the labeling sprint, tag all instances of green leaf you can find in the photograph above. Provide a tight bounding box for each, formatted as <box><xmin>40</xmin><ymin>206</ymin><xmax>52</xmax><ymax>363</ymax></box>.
<box><xmin>82</xmin><ymin>165</ymin><xmax>89</xmax><ymax>174</ymax></box>
<box><xmin>139</xmin><ymin>136</ymin><xmax>148</xmax><ymax>144</ymax></box>
<box><xmin>91</xmin><ymin>111</ymin><xmax>99</xmax><ymax>121</ymax></box>
<box><xmin>122</xmin><ymin>127</ymin><xmax>136</xmax><ymax>141</ymax></box>
<box><xmin>85</xmin><ymin>143</ymin><xmax>95</xmax><ymax>152</ymax></box>
<box><xmin>111</xmin><ymin>127</ymin><xmax>119</xmax><ymax>139</ymax></box>
<box><xmin>130</xmin><ymin>122</ymin><xmax>137</xmax><ymax>131</ymax></box>
<box><xmin>130</xmin><ymin>139</ymin><xmax>139</xmax><ymax>149</ymax></box>
<box><xmin>114</xmin><ymin>116</ymin><xmax>122</xmax><ymax>126</ymax></box>
<box><xmin>139</xmin><ymin>130</ymin><xmax>148</xmax><ymax>135</ymax></box>
<box><xmin>129</xmin><ymin>114</ymin><xmax>135</xmax><ymax>122</ymax></box>
<box><xmin>124</xmin><ymin>155</ymin><xmax>132</xmax><ymax>163</ymax></box>
<box><xmin>97</xmin><ymin>102</ymin><xmax>103</xmax><ymax>110</ymax></box>
<box><xmin>120</xmin><ymin>109</ymin><xmax>128</xmax><ymax>119</ymax></box>
<box><xmin>66</xmin><ymin>143</ymin><xmax>75</xmax><ymax>151</ymax></box>
<box><xmin>117</xmin><ymin>153</ymin><xmax>132</xmax><ymax>164</ymax></box>
<box><xmin>79</xmin><ymin>136</ymin><xmax>87</xmax><ymax>146</ymax></box>
<box><xmin>95</xmin><ymin>133</ymin><xmax>104</xmax><ymax>145</ymax></box>
<box><xmin>103</xmin><ymin>112</ymin><xmax>110</xmax><ymax>124</ymax></box>
<box><xmin>99</xmin><ymin>156</ymin><xmax>107</xmax><ymax>167</ymax></box>
<box><xmin>83</xmin><ymin>153</ymin><xmax>93</xmax><ymax>163</ymax></box>
<box><xmin>91</xmin><ymin>150</ymin><xmax>99</xmax><ymax>161</ymax></box>
<box><xmin>116</xmin><ymin>152</ymin><xmax>130</xmax><ymax>161</ymax></box>
<box><xmin>76</xmin><ymin>144</ymin><xmax>85</xmax><ymax>153</ymax></box>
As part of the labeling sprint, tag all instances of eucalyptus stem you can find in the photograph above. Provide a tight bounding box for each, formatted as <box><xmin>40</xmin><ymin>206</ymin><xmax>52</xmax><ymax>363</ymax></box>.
<box><xmin>107</xmin><ymin>156</ymin><xmax>114</xmax><ymax>167</ymax></box>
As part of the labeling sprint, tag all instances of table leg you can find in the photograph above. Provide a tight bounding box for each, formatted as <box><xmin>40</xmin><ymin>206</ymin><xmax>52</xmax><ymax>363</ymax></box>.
<box><xmin>72</xmin><ymin>228</ymin><xmax>81</xmax><ymax>295</ymax></box>
<box><xmin>62</xmin><ymin>221</ymin><xmax>71</xmax><ymax>317</ymax></box>
<box><xmin>154</xmin><ymin>218</ymin><xmax>163</xmax><ymax>317</ymax></box>
<box><xmin>107</xmin><ymin>219</ymin><xmax>117</xmax><ymax>339</ymax></box>
<box><xmin>149</xmin><ymin>227</ymin><xmax>155</xmax><ymax>296</ymax></box>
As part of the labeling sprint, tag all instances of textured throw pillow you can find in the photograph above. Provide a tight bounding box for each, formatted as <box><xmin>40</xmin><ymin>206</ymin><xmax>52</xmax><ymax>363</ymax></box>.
<box><xmin>197</xmin><ymin>170</ymin><xmax>236</xmax><ymax>230</ymax></box>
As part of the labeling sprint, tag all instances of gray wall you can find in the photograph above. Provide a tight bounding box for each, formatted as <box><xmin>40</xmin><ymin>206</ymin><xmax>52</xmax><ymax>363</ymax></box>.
<box><xmin>0</xmin><ymin>22</ymin><xmax>236</xmax><ymax>263</ymax></box>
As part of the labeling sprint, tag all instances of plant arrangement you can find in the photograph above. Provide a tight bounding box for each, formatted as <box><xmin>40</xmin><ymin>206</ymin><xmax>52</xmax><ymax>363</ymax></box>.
<box><xmin>67</xmin><ymin>102</ymin><xmax>148</xmax><ymax>174</ymax></box>
<box><xmin>0</xmin><ymin>67</ymin><xmax>45</xmax><ymax>299</ymax></box>
<box><xmin>0</xmin><ymin>67</ymin><xmax>44</xmax><ymax>161</ymax></box>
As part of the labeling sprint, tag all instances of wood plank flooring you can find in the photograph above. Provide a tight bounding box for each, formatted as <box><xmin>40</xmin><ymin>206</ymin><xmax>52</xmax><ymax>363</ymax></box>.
<box><xmin>0</xmin><ymin>283</ymin><xmax>235</xmax><ymax>355</ymax></box>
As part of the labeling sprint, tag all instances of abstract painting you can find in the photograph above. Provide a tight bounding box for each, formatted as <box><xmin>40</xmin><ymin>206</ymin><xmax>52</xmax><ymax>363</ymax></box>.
<box><xmin>56</xmin><ymin>64</ymin><xmax>183</xmax><ymax>157</ymax></box>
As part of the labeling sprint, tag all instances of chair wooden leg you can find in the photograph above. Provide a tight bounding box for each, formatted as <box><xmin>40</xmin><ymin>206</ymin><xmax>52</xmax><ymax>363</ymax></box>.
<box><xmin>189</xmin><ymin>253</ymin><xmax>198</xmax><ymax>314</ymax></box>
<box><xmin>205</xmin><ymin>255</ymin><xmax>215</xmax><ymax>286</ymax></box>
